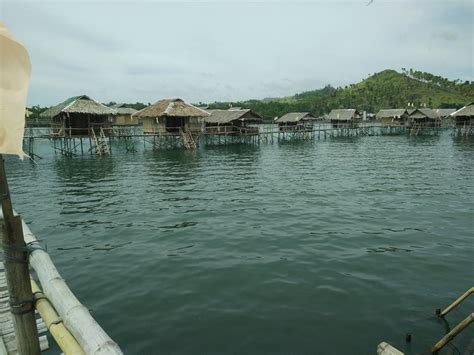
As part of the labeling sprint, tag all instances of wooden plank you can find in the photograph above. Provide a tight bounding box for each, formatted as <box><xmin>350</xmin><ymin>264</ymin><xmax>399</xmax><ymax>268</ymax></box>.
<box><xmin>377</xmin><ymin>342</ymin><xmax>404</xmax><ymax>355</ymax></box>
<box><xmin>0</xmin><ymin>262</ymin><xmax>48</xmax><ymax>354</ymax></box>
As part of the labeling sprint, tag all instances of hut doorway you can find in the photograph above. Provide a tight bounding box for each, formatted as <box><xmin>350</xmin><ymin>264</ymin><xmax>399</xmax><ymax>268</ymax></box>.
<box><xmin>165</xmin><ymin>117</ymin><xmax>185</xmax><ymax>133</ymax></box>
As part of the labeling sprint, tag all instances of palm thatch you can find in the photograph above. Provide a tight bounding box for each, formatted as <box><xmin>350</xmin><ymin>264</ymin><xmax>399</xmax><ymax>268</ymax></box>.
<box><xmin>41</xmin><ymin>95</ymin><xmax>115</xmax><ymax>118</ymax></box>
<box><xmin>110</xmin><ymin>104</ymin><xmax>138</xmax><ymax>115</ymax></box>
<box><xmin>409</xmin><ymin>108</ymin><xmax>437</xmax><ymax>120</ymax></box>
<box><xmin>376</xmin><ymin>109</ymin><xmax>408</xmax><ymax>120</ymax></box>
<box><xmin>204</xmin><ymin>109</ymin><xmax>262</xmax><ymax>124</ymax></box>
<box><xmin>328</xmin><ymin>109</ymin><xmax>360</xmax><ymax>121</ymax></box>
<box><xmin>433</xmin><ymin>108</ymin><xmax>456</xmax><ymax>119</ymax></box>
<box><xmin>451</xmin><ymin>103</ymin><xmax>474</xmax><ymax>117</ymax></box>
<box><xmin>132</xmin><ymin>98</ymin><xmax>209</xmax><ymax>119</ymax></box>
<box><xmin>276</xmin><ymin>112</ymin><xmax>317</xmax><ymax>123</ymax></box>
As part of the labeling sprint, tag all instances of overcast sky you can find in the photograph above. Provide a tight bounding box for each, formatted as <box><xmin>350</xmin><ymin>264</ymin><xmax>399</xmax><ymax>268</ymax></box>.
<box><xmin>1</xmin><ymin>0</ymin><xmax>473</xmax><ymax>106</ymax></box>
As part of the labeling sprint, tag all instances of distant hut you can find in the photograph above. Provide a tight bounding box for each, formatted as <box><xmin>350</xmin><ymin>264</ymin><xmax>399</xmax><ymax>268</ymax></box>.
<box><xmin>275</xmin><ymin>112</ymin><xmax>317</xmax><ymax>131</ymax></box>
<box><xmin>204</xmin><ymin>109</ymin><xmax>262</xmax><ymax>135</ymax></box>
<box><xmin>110</xmin><ymin>104</ymin><xmax>138</xmax><ymax>126</ymax></box>
<box><xmin>451</xmin><ymin>103</ymin><xmax>474</xmax><ymax>127</ymax></box>
<box><xmin>375</xmin><ymin>109</ymin><xmax>409</xmax><ymax>126</ymax></box>
<box><xmin>40</xmin><ymin>95</ymin><xmax>115</xmax><ymax>136</ymax></box>
<box><xmin>132</xmin><ymin>98</ymin><xmax>209</xmax><ymax>134</ymax></box>
<box><xmin>407</xmin><ymin>108</ymin><xmax>439</xmax><ymax>128</ymax></box>
<box><xmin>328</xmin><ymin>109</ymin><xmax>360</xmax><ymax>127</ymax></box>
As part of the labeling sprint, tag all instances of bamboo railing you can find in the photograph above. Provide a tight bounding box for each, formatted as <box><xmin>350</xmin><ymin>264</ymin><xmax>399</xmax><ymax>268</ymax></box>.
<box><xmin>30</xmin><ymin>279</ymin><xmax>85</xmax><ymax>355</ymax></box>
<box><xmin>0</xmin><ymin>211</ymin><xmax>122</xmax><ymax>355</ymax></box>
<box><xmin>432</xmin><ymin>287</ymin><xmax>474</xmax><ymax>353</ymax></box>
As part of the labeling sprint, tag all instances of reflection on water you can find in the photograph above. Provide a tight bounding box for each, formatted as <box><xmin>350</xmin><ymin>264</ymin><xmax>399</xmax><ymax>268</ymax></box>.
<box><xmin>5</xmin><ymin>132</ymin><xmax>474</xmax><ymax>354</ymax></box>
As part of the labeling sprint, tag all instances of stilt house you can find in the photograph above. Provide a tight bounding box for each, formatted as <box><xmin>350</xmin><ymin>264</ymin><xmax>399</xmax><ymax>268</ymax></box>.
<box><xmin>407</xmin><ymin>108</ymin><xmax>439</xmax><ymax>128</ymax></box>
<box><xmin>110</xmin><ymin>104</ymin><xmax>138</xmax><ymax>126</ymax></box>
<box><xmin>328</xmin><ymin>109</ymin><xmax>360</xmax><ymax>128</ymax></box>
<box><xmin>132</xmin><ymin>98</ymin><xmax>209</xmax><ymax>134</ymax></box>
<box><xmin>40</xmin><ymin>95</ymin><xmax>115</xmax><ymax>136</ymax></box>
<box><xmin>450</xmin><ymin>103</ymin><xmax>474</xmax><ymax>127</ymax></box>
<box><xmin>275</xmin><ymin>112</ymin><xmax>317</xmax><ymax>131</ymax></box>
<box><xmin>375</xmin><ymin>109</ymin><xmax>409</xmax><ymax>126</ymax></box>
<box><xmin>204</xmin><ymin>109</ymin><xmax>262</xmax><ymax>135</ymax></box>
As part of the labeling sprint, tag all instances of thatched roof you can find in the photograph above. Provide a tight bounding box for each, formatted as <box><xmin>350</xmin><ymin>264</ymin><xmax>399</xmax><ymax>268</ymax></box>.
<box><xmin>376</xmin><ymin>109</ymin><xmax>408</xmax><ymax>120</ymax></box>
<box><xmin>409</xmin><ymin>108</ymin><xmax>437</xmax><ymax>119</ymax></box>
<box><xmin>110</xmin><ymin>104</ymin><xmax>138</xmax><ymax>115</ymax></box>
<box><xmin>451</xmin><ymin>103</ymin><xmax>474</xmax><ymax>117</ymax></box>
<box><xmin>276</xmin><ymin>112</ymin><xmax>317</xmax><ymax>123</ymax></box>
<box><xmin>204</xmin><ymin>109</ymin><xmax>262</xmax><ymax>124</ymax></box>
<box><xmin>433</xmin><ymin>108</ymin><xmax>456</xmax><ymax>118</ymax></box>
<box><xmin>328</xmin><ymin>109</ymin><xmax>360</xmax><ymax>120</ymax></box>
<box><xmin>132</xmin><ymin>98</ymin><xmax>209</xmax><ymax>119</ymax></box>
<box><xmin>41</xmin><ymin>95</ymin><xmax>115</xmax><ymax>118</ymax></box>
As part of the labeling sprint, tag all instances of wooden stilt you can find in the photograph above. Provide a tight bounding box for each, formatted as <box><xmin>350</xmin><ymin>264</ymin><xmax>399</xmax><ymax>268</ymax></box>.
<box><xmin>0</xmin><ymin>155</ymin><xmax>41</xmax><ymax>355</ymax></box>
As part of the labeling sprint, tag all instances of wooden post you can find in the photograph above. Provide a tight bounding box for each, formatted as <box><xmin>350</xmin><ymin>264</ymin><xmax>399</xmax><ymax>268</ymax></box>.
<box><xmin>0</xmin><ymin>155</ymin><xmax>41</xmax><ymax>355</ymax></box>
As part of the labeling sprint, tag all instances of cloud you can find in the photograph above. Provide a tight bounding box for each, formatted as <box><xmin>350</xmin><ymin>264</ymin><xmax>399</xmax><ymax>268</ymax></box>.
<box><xmin>432</xmin><ymin>30</ymin><xmax>459</xmax><ymax>42</ymax></box>
<box><xmin>2</xmin><ymin>0</ymin><xmax>472</xmax><ymax>106</ymax></box>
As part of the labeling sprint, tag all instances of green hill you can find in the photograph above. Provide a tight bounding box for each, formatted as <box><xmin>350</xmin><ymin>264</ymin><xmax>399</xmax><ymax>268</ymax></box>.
<box><xmin>208</xmin><ymin>69</ymin><xmax>473</xmax><ymax>118</ymax></box>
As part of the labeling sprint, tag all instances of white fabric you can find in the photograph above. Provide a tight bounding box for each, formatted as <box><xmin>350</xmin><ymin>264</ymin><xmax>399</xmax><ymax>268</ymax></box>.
<box><xmin>0</xmin><ymin>21</ymin><xmax>31</xmax><ymax>158</ymax></box>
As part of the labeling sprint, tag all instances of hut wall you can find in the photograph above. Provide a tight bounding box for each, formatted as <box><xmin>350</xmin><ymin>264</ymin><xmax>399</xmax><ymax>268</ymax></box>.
<box><xmin>380</xmin><ymin>117</ymin><xmax>406</xmax><ymax>127</ymax></box>
<box><xmin>408</xmin><ymin>117</ymin><xmax>438</xmax><ymax>128</ymax></box>
<box><xmin>331</xmin><ymin>120</ymin><xmax>358</xmax><ymax>128</ymax></box>
<box><xmin>143</xmin><ymin>118</ymin><xmax>165</xmax><ymax>134</ymax></box>
<box><xmin>278</xmin><ymin>122</ymin><xmax>293</xmax><ymax>132</ymax></box>
<box><xmin>57</xmin><ymin>113</ymin><xmax>110</xmax><ymax>136</ymax></box>
<box><xmin>455</xmin><ymin>116</ymin><xmax>474</xmax><ymax>127</ymax></box>
<box><xmin>185</xmin><ymin>117</ymin><xmax>202</xmax><ymax>133</ymax></box>
<box><xmin>143</xmin><ymin>117</ymin><xmax>202</xmax><ymax>134</ymax></box>
<box><xmin>112</xmin><ymin>114</ymin><xmax>138</xmax><ymax>126</ymax></box>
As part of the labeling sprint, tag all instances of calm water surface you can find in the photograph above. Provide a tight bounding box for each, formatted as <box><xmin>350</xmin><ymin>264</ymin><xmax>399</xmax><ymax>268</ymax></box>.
<box><xmin>7</xmin><ymin>133</ymin><xmax>474</xmax><ymax>354</ymax></box>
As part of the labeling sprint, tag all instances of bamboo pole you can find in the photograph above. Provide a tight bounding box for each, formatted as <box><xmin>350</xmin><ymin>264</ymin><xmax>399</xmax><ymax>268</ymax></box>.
<box><xmin>30</xmin><ymin>279</ymin><xmax>85</xmax><ymax>355</ymax></box>
<box><xmin>431</xmin><ymin>313</ymin><xmax>473</xmax><ymax>353</ymax></box>
<box><xmin>436</xmin><ymin>287</ymin><xmax>474</xmax><ymax>317</ymax></box>
<box><xmin>0</xmin><ymin>211</ymin><xmax>122</xmax><ymax>355</ymax></box>
<box><xmin>0</xmin><ymin>155</ymin><xmax>41</xmax><ymax>355</ymax></box>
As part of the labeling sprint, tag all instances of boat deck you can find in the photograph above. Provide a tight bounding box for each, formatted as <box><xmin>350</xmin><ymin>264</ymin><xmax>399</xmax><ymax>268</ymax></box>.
<box><xmin>0</xmin><ymin>263</ymin><xmax>48</xmax><ymax>354</ymax></box>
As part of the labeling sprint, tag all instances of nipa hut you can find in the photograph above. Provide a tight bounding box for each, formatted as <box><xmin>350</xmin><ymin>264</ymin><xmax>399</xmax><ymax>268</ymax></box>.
<box><xmin>40</xmin><ymin>95</ymin><xmax>115</xmax><ymax>136</ymax></box>
<box><xmin>110</xmin><ymin>104</ymin><xmax>138</xmax><ymax>126</ymax></box>
<box><xmin>375</xmin><ymin>109</ymin><xmax>409</xmax><ymax>126</ymax></box>
<box><xmin>328</xmin><ymin>109</ymin><xmax>360</xmax><ymax>127</ymax></box>
<box><xmin>407</xmin><ymin>108</ymin><xmax>439</xmax><ymax>128</ymax></box>
<box><xmin>132</xmin><ymin>98</ymin><xmax>209</xmax><ymax>134</ymax></box>
<box><xmin>450</xmin><ymin>103</ymin><xmax>474</xmax><ymax>127</ymax></box>
<box><xmin>204</xmin><ymin>109</ymin><xmax>262</xmax><ymax>135</ymax></box>
<box><xmin>275</xmin><ymin>112</ymin><xmax>317</xmax><ymax>131</ymax></box>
